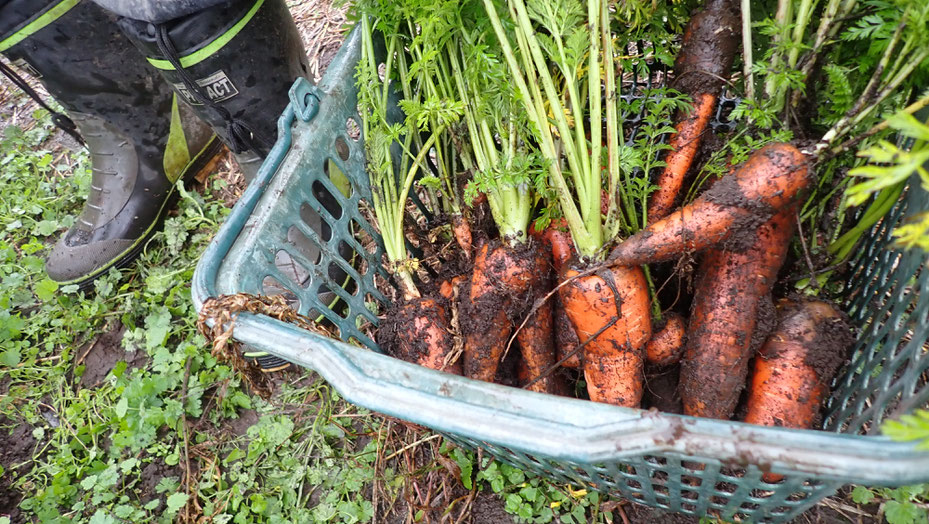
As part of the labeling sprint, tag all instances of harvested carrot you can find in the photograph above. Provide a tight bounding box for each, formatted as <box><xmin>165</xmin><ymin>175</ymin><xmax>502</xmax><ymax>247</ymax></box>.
<box><xmin>461</xmin><ymin>240</ymin><xmax>553</xmax><ymax>384</ymax></box>
<box><xmin>679</xmin><ymin>208</ymin><xmax>797</xmax><ymax>419</ymax></box>
<box><xmin>531</xmin><ymin>218</ymin><xmax>582</xmax><ymax>368</ymax></box>
<box><xmin>648</xmin><ymin>0</ymin><xmax>740</xmax><ymax>221</ymax></box>
<box><xmin>646</xmin><ymin>312</ymin><xmax>687</xmax><ymax>367</ymax></box>
<box><xmin>438</xmin><ymin>274</ymin><xmax>466</xmax><ymax>301</ymax></box>
<box><xmin>649</xmin><ymin>93</ymin><xmax>717</xmax><ymax>220</ymax></box>
<box><xmin>744</xmin><ymin>299</ymin><xmax>852</xmax><ymax>481</ymax></box>
<box><xmin>554</xmin><ymin>302</ymin><xmax>582</xmax><ymax>369</ymax></box>
<box><xmin>516</xmin><ymin>296</ymin><xmax>567</xmax><ymax>394</ymax></box>
<box><xmin>451</xmin><ymin>214</ymin><xmax>473</xmax><ymax>260</ymax></box>
<box><xmin>609</xmin><ymin>143</ymin><xmax>810</xmax><ymax>267</ymax></box>
<box><xmin>379</xmin><ymin>297</ymin><xmax>461</xmax><ymax>374</ymax></box>
<box><xmin>560</xmin><ymin>264</ymin><xmax>652</xmax><ymax>407</ymax></box>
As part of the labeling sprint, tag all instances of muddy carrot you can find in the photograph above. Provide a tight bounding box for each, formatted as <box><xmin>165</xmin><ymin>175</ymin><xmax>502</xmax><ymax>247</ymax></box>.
<box><xmin>451</xmin><ymin>214</ymin><xmax>474</xmax><ymax>260</ymax></box>
<box><xmin>649</xmin><ymin>93</ymin><xmax>717</xmax><ymax>220</ymax></box>
<box><xmin>554</xmin><ymin>301</ymin><xmax>582</xmax><ymax>369</ymax></box>
<box><xmin>461</xmin><ymin>240</ymin><xmax>554</xmax><ymax>386</ymax></box>
<box><xmin>744</xmin><ymin>299</ymin><xmax>851</xmax><ymax>481</ymax></box>
<box><xmin>679</xmin><ymin>208</ymin><xmax>797</xmax><ymax>419</ymax></box>
<box><xmin>646</xmin><ymin>312</ymin><xmax>687</xmax><ymax>367</ymax></box>
<box><xmin>536</xmin><ymin>221</ymin><xmax>580</xmax><ymax>368</ymax></box>
<box><xmin>649</xmin><ymin>0</ymin><xmax>740</xmax><ymax>221</ymax></box>
<box><xmin>560</xmin><ymin>264</ymin><xmax>652</xmax><ymax>407</ymax></box>
<box><xmin>516</xmin><ymin>295</ymin><xmax>567</xmax><ymax>394</ymax></box>
<box><xmin>531</xmin><ymin>219</ymin><xmax>582</xmax><ymax>368</ymax></box>
<box><xmin>381</xmin><ymin>297</ymin><xmax>461</xmax><ymax>374</ymax></box>
<box><xmin>609</xmin><ymin>143</ymin><xmax>810</xmax><ymax>267</ymax></box>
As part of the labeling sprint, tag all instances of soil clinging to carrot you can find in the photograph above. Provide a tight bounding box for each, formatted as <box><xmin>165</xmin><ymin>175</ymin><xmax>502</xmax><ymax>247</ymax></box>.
<box><xmin>377</xmin><ymin>297</ymin><xmax>458</xmax><ymax>372</ymax></box>
<box><xmin>671</xmin><ymin>0</ymin><xmax>740</xmax><ymax>97</ymax></box>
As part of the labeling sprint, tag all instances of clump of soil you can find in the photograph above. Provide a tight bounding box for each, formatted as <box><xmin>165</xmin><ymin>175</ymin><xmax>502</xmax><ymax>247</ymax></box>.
<box><xmin>134</xmin><ymin>457</ymin><xmax>182</xmax><ymax>512</ymax></box>
<box><xmin>644</xmin><ymin>366</ymin><xmax>683</xmax><ymax>414</ymax></box>
<box><xmin>0</xmin><ymin>416</ymin><xmax>39</xmax><ymax>522</ymax></box>
<box><xmin>470</xmin><ymin>491</ymin><xmax>518</xmax><ymax>523</ymax></box>
<box><xmin>75</xmin><ymin>323</ymin><xmax>147</xmax><ymax>387</ymax></box>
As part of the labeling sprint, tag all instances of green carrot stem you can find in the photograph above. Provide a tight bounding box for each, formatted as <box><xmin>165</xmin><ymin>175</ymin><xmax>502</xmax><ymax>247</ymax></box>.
<box><xmin>480</xmin><ymin>0</ymin><xmax>593</xmax><ymax>255</ymax></box>
<box><xmin>586</xmin><ymin>0</ymin><xmax>603</xmax><ymax>249</ymax></box>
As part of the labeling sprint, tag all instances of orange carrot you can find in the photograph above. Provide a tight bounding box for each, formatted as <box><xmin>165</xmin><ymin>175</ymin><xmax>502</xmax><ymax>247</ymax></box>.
<box><xmin>554</xmin><ymin>301</ymin><xmax>581</xmax><ymax>369</ymax></box>
<box><xmin>438</xmin><ymin>274</ymin><xmax>466</xmax><ymax>301</ymax></box>
<box><xmin>516</xmin><ymin>296</ymin><xmax>567</xmax><ymax>394</ymax></box>
<box><xmin>645</xmin><ymin>312</ymin><xmax>687</xmax><ymax>367</ymax></box>
<box><xmin>560</xmin><ymin>264</ymin><xmax>652</xmax><ymax>407</ymax></box>
<box><xmin>648</xmin><ymin>93</ymin><xmax>717</xmax><ymax>221</ymax></box>
<box><xmin>530</xmin><ymin>218</ymin><xmax>582</xmax><ymax>369</ymax></box>
<box><xmin>461</xmin><ymin>240</ymin><xmax>553</xmax><ymax>383</ymax></box>
<box><xmin>679</xmin><ymin>207</ymin><xmax>796</xmax><ymax>419</ymax></box>
<box><xmin>451</xmin><ymin>214</ymin><xmax>473</xmax><ymax>260</ymax></box>
<box><xmin>649</xmin><ymin>0</ymin><xmax>740</xmax><ymax>220</ymax></box>
<box><xmin>609</xmin><ymin>143</ymin><xmax>810</xmax><ymax>267</ymax></box>
<box><xmin>744</xmin><ymin>299</ymin><xmax>852</xmax><ymax>481</ymax></box>
<box><xmin>381</xmin><ymin>297</ymin><xmax>461</xmax><ymax>374</ymax></box>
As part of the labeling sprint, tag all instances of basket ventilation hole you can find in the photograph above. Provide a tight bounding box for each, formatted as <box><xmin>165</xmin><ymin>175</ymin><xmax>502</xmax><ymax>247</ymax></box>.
<box><xmin>325</xmin><ymin>157</ymin><xmax>354</xmax><ymax>198</ymax></box>
<box><xmin>335</xmin><ymin>136</ymin><xmax>351</xmax><ymax>161</ymax></box>
<box><xmin>313</xmin><ymin>179</ymin><xmax>344</xmax><ymax>220</ymax></box>
<box><xmin>350</xmin><ymin>219</ymin><xmax>379</xmax><ymax>255</ymax></box>
<box><xmin>364</xmin><ymin>293</ymin><xmax>383</xmax><ymax>313</ymax></box>
<box><xmin>286</xmin><ymin>225</ymin><xmax>322</xmax><ymax>266</ymax></box>
<box><xmin>300</xmin><ymin>202</ymin><xmax>333</xmax><ymax>243</ymax></box>
<box><xmin>273</xmin><ymin>250</ymin><xmax>310</xmax><ymax>288</ymax></box>
<box><xmin>261</xmin><ymin>275</ymin><xmax>301</xmax><ymax>310</ymax></box>
<box><xmin>327</xmin><ymin>261</ymin><xmax>357</xmax><ymax>305</ymax></box>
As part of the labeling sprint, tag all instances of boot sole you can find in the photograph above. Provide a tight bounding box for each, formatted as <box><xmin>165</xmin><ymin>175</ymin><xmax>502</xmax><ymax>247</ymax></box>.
<box><xmin>68</xmin><ymin>137</ymin><xmax>227</xmax><ymax>292</ymax></box>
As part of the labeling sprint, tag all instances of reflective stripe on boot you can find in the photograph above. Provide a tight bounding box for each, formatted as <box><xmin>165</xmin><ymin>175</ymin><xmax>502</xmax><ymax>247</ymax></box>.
<box><xmin>115</xmin><ymin>0</ymin><xmax>311</xmax><ymax>158</ymax></box>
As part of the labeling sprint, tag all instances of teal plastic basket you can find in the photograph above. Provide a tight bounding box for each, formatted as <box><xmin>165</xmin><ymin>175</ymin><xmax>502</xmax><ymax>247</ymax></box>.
<box><xmin>192</xmin><ymin>27</ymin><xmax>929</xmax><ymax>522</ymax></box>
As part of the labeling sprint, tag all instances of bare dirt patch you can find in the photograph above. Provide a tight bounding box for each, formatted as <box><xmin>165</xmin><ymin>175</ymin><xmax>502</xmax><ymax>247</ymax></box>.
<box><xmin>0</xmin><ymin>416</ymin><xmax>39</xmax><ymax>522</ymax></box>
<box><xmin>74</xmin><ymin>322</ymin><xmax>147</xmax><ymax>388</ymax></box>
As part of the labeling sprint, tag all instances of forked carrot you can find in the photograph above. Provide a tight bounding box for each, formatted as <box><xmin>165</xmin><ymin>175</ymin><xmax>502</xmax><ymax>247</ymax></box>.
<box><xmin>516</xmin><ymin>296</ymin><xmax>567</xmax><ymax>394</ymax></box>
<box><xmin>554</xmin><ymin>303</ymin><xmax>581</xmax><ymax>369</ymax></box>
<box><xmin>531</xmin><ymin>218</ymin><xmax>581</xmax><ymax>368</ymax></box>
<box><xmin>461</xmin><ymin>240</ymin><xmax>555</xmax><ymax>385</ymax></box>
<box><xmin>560</xmin><ymin>264</ymin><xmax>652</xmax><ymax>407</ymax></box>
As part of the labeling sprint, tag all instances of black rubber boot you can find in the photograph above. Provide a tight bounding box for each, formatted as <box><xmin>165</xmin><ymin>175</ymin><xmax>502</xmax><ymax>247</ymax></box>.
<box><xmin>112</xmin><ymin>0</ymin><xmax>314</xmax><ymax>371</ymax></box>
<box><xmin>113</xmin><ymin>0</ymin><xmax>311</xmax><ymax>180</ymax></box>
<box><xmin>0</xmin><ymin>0</ymin><xmax>223</xmax><ymax>289</ymax></box>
